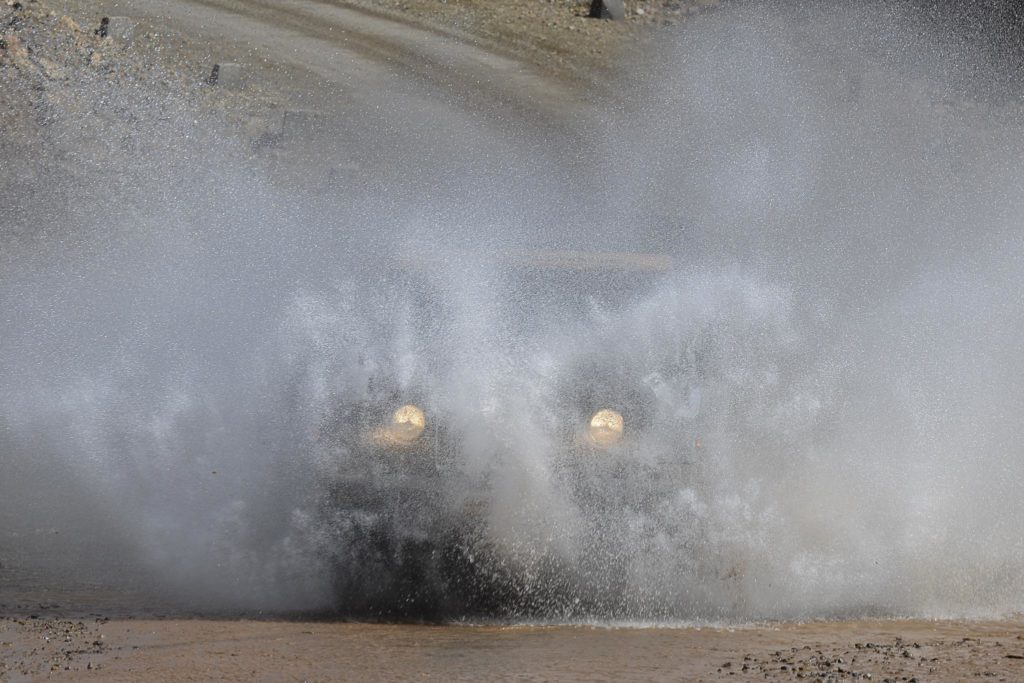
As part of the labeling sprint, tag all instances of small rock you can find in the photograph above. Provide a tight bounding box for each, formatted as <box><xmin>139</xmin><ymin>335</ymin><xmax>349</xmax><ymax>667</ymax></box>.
<box><xmin>99</xmin><ymin>17</ymin><xmax>135</xmax><ymax>42</ymax></box>
<box><xmin>0</xmin><ymin>33</ymin><xmax>28</xmax><ymax>60</ymax></box>
<box><xmin>38</xmin><ymin>57</ymin><xmax>65</xmax><ymax>80</ymax></box>
<box><xmin>208</xmin><ymin>62</ymin><xmax>243</xmax><ymax>87</ymax></box>
<box><xmin>58</xmin><ymin>15</ymin><xmax>81</xmax><ymax>33</ymax></box>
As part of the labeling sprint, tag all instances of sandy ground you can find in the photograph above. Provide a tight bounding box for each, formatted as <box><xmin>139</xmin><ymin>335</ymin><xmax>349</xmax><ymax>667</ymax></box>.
<box><xmin>2</xmin><ymin>616</ymin><xmax>1024</xmax><ymax>681</ymax></box>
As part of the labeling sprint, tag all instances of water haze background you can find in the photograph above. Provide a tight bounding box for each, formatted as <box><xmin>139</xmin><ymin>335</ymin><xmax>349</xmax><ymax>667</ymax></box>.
<box><xmin>2</xmin><ymin>1</ymin><xmax>1024</xmax><ymax>622</ymax></box>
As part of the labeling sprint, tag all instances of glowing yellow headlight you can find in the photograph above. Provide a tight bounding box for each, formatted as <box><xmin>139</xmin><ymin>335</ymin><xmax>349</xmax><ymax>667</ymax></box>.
<box><xmin>587</xmin><ymin>408</ymin><xmax>624</xmax><ymax>447</ymax></box>
<box><xmin>372</xmin><ymin>403</ymin><xmax>426</xmax><ymax>447</ymax></box>
<box><xmin>389</xmin><ymin>404</ymin><xmax>426</xmax><ymax>444</ymax></box>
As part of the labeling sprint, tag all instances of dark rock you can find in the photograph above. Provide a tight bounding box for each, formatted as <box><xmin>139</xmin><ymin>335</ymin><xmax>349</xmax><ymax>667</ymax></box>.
<box><xmin>589</xmin><ymin>0</ymin><xmax>625</xmax><ymax>21</ymax></box>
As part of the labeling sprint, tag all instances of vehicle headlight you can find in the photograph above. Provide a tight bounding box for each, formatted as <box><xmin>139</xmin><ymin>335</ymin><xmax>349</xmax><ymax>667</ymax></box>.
<box><xmin>373</xmin><ymin>404</ymin><xmax>426</xmax><ymax>447</ymax></box>
<box><xmin>587</xmin><ymin>408</ymin><xmax>624</xmax><ymax>447</ymax></box>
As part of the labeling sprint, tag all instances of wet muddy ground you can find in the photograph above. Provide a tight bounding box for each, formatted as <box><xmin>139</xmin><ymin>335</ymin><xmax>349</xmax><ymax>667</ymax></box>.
<box><xmin>3</xmin><ymin>548</ymin><xmax>1024</xmax><ymax>682</ymax></box>
<box><xmin>2</xmin><ymin>611</ymin><xmax>1024</xmax><ymax>681</ymax></box>
<box><xmin>5</xmin><ymin>528</ymin><xmax>1024</xmax><ymax>680</ymax></box>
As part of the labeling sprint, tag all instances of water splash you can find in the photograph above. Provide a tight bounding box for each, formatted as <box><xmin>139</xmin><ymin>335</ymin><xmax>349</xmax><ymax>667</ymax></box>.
<box><xmin>3</xmin><ymin>1</ymin><xmax>1024</xmax><ymax>621</ymax></box>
